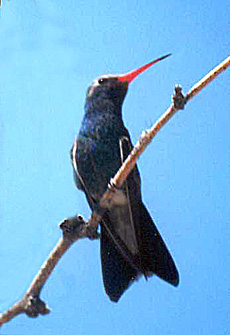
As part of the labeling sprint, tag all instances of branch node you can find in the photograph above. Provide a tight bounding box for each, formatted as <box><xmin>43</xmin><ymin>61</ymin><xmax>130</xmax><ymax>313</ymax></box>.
<box><xmin>24</xmin><ymin>295</ymin><xmax>50</xmax><ymax>318</ymax></box>
<box><xmin>172</xmin><ymin>85</ymin><xmax>186</xmax><ymax>110</ymax></box>
<box><xmin>59</xmin><ymin>215</ymin><xmax>86</xmax><ymax>241</ymax></box>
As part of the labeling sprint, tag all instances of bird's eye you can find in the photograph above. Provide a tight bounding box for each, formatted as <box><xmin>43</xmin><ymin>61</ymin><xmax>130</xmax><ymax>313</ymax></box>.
<box><xmin>98</xmin><ymin>78</ymin><xmax>108</xmax><ymax>85</ymax></box>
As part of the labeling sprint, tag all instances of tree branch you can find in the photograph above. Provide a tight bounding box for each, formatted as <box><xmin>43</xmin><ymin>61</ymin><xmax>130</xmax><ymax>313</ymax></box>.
<box><xmin>1</xmin><ymin>55</ymin><xmax>229</xmax><ymax>327</ymax></box>
<box><xmin>0</xmin><ymin>216</ymin><xmax>88</xmax><ymax>325</ymax></box>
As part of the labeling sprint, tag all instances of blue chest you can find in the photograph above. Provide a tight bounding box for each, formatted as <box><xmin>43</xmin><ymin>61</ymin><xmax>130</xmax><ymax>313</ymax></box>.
<box><xmin>75</xmin><ymin>111</ymin><xmax>129</xmax><ymax>198</ymax></box>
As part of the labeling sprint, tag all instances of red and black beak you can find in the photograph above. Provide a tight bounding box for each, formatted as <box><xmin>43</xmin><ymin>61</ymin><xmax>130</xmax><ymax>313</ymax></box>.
<box><xmin>117</xmin><ymin>54</ymin><xmax>171</xmax><ymax>84</ymax></box>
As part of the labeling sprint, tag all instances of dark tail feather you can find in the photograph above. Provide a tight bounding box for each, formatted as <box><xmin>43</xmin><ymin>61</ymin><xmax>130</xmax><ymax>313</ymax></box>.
<box><xmin>100</xmin><ymin>224</ymin><xmax>139</xmax><ymax>302</ymax></box>
<box><xmin>100</xmin><ymin>202</ymin><xmax>179</xmax><ymax>302</ymax></box>
<box><xmin>139</xmin><ymin>203</ymin><xmax>179</xmax><ymax>287</ymax></box>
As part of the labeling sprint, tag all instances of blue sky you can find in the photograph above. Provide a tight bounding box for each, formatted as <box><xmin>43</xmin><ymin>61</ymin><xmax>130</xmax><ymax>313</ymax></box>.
<box><xmin>1</xmin><ymin>0</ymin><xmax>230</xmax><ymax>334</ymax></box>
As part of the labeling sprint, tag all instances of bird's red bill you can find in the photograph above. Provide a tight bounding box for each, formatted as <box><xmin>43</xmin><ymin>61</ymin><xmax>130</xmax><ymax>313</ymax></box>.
<box><xmin>117</xmin><ymin>54</ymin><xmax>171</xmax><ymax>84</ymax></box>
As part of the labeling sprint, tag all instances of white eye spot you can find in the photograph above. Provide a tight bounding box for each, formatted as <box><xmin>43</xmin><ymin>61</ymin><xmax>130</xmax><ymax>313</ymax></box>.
<box><xmin>98</xmin><ymin>78</ymin><xmax>108</xmax><ymax>85</ymax></box>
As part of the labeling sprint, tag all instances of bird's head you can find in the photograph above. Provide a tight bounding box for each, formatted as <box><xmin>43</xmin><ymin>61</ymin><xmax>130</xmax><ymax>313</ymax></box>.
<box><xmin>86</xmin><ymin>75</ymin><xmax>128</xmax><ymax>108</ymax></box>
<box><xmin>85</xmin><ymin>54</ymin><xmax>171</xmax><ymax>111</ymax></box>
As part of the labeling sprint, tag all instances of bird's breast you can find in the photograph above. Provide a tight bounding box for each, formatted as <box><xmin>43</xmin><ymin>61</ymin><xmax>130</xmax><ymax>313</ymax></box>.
<box><xmin>76</xmin><ymin>133</ymin><xmax>122</xmax><ymax>199</ymax></box>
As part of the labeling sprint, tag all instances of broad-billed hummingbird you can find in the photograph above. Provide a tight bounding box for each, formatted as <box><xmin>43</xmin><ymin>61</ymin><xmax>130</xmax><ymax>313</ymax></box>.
<box><xmin>71</xmin><ymin>54</ymin><xmax>179</xmax><ymax>302</ymax></box>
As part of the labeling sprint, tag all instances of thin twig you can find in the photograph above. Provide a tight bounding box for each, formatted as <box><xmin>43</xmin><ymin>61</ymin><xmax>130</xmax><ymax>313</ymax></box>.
<box><xmin>0</xmin><ymin>56</ymin><xmax>229</xmax><ymax>327</ymax></box>
<box><xmin>185</xmin><ymin>56</ymin><xmax>230</xmax><ymax>102</ymax></box>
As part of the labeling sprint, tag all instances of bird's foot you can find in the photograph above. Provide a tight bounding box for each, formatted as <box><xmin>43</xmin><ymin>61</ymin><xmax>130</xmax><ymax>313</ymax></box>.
<box><xmin>86</xmin><ymin>224</ymin><xmax>100</xmax><ymax>240</ymax></box>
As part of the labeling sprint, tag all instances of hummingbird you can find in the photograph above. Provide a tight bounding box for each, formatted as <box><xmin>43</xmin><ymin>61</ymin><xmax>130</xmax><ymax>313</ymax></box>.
<box><xmin>71</xmin><ymin>54</ymin><xmax>179</xmax><ymax>302</ymax></box>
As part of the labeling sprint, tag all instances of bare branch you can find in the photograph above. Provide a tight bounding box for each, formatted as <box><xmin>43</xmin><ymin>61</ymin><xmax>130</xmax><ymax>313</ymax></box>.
<box><xmin>0</xmin><ymin>215</ymin><xmax>88</xmax><ymax>326</ymax></box>
<box><xmin>1</xmin><ymin>55</ymin><xmax>229</xmax><ymax>327</ymax></box>
<box><xmin>185</xmin><ymin>56</ymin><xmax>230</xmax><ymax>102</ymax></box>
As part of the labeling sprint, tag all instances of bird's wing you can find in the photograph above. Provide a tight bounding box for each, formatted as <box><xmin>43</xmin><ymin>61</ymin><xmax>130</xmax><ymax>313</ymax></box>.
<box><xmin>119</xmin><ymin>136</ymin><xmax>179</xmax><ymax>285</ymax></box>
<box><xmin>100</xmin><ymin>136</ymin><xmax>145</xmax><ymax>301</ymax></box>
<box><xmin>101</xmin><ymin>135</ymin><xmax>179</xmax><ymax>301</ymax></box>
<box><xmin>101</xmin><ymin>135</ymin><xmax>144</xmax><ymax>264</ymax></box>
